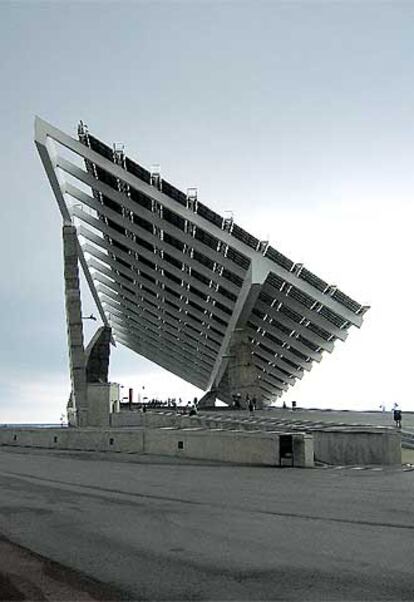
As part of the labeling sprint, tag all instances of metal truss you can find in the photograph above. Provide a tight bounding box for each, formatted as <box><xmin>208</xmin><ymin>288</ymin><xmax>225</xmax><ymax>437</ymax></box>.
<box><xmin>35</xmin><ymin>117</ymin><xmax>369</xmax><ymax>404</ymax></box>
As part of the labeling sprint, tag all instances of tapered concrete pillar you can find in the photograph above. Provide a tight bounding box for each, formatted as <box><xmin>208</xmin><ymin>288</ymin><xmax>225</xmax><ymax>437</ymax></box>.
<box><xmin>217</xmin><ymin>328</ymin><xmax>261</xmax><ymax>408</ymax></box>
<box><xmin>63</xmin><ymin>224</ymin><xmax>87</xmax><ymax>426</ymax></box>
<box><xmin>197</xmin><ymin>389</ymin><xmax>218</xmax><ymax>409</ymax></box>
<box><xmin>85</xmin><ymin>326</ymin><xmax>112</xmax><ymax>383</ymax></box>
<box><xmin>208</xmin><ymin>260</ymin><xmax>267</xmax><ymax>408</ymax></box>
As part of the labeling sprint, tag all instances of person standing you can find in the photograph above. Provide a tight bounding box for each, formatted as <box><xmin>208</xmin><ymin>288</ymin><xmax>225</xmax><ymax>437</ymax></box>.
<box><xmin>393</xmin><ymin>408</ymin><xmax>402</xmax><ymax>429</ymax></box>
<box><xmin>247</xmin><ymin>395</ymin><xmax>254</xmax><ymax>414</ymax></box>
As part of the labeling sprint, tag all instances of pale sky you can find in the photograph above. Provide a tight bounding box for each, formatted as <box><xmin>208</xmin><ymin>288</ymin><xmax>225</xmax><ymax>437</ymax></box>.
<box><xmin>1</xmin><ymin>1</ymin><xmax>413</xmax><ymax>422</ymax></box>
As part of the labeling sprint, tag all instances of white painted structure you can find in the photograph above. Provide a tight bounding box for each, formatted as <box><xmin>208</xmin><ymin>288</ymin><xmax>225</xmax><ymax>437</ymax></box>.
<box><xmin>35</xmin><ymin>117</ymin><xmax>368</xmax><ymax>406</ymax></box>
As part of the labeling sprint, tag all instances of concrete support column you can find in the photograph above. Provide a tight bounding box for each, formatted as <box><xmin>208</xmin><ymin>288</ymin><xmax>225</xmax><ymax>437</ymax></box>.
<box><xmin>63</xmin><ymin>224</ymin><xmax>87</xmax><ymax>426</ymax></box>
<box><xmin>209</xmin><ymin>259</ymin><xmax>268</xmax><ymax>407</ymax></box>
<box><xmin>218</xmin><ymin>328</ymin><xmax>261</xmax><ymax>408</ymax></box>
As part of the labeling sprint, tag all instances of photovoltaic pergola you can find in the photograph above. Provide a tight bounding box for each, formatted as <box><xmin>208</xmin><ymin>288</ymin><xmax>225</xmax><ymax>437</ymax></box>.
<box><xmin>35</xmin><ymin>117</ymin><xmax>368</xmax><ymax>406</ymax></box>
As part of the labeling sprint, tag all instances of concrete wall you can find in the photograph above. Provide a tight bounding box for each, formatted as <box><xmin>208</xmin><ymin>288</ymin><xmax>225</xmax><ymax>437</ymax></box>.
<box><xmin>110</xmin><ymin>411</ymin><xmax>401</xmax><ymax>466</ymax></box>
<box><xmin>0</xmin><ymin>427</ymin><xmax>313</xmax><ymax>467</ymax></box>
<box><xmin>313</xmin><ymin>429</ymin><xmax>401</xmax><ymax>465</ymax></box>
<box><xmin>144</xmin><ymin>428</ymin><xmax>280</xmax><ymax>466</ymax></box>
<box><xmin>0</xmin><ymin>428</ymin><xmax>144</xmax><ymax>453</ymax></box>
<box><xmin>87</xmin><ymin>383</ymin><xmax>120</xmax><ymax>427</ymax></box>
<box><xmin>3</xmin><ymin>416</ymin><xmax>399</xmax><ymax>466</ymax></box>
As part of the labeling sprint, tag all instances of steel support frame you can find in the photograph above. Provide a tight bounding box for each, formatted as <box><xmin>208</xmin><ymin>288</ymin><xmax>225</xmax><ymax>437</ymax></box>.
<box><xmin>35</xmin><ymin>116</ymin><xmax>366</xmax><ymax>405</ymax></box>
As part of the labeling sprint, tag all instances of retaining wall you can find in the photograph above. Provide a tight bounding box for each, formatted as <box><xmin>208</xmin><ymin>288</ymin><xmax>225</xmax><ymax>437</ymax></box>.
<box><xmin>111</xmin><ymin>411</ymin><xmax>401</xmax><ymax>465</ymax></box>
<box><xmin>0</xmin><ymin>427</ymin><xmax>313</xmax><ymax>467</ymax></box>
<box><xmin>144</xmin><ymin>428</ymin><xmax>280</xmax><ymax>465</ymax></box>
<box><xmin>313</xmin><ymin>429</ymin><xmax>401</xmax><ymax>465</ymax></box>
<box><xmin>1</xmin><ymin>420</ymin><xmax>399</xmax><ymax>466</ymax></box>
<box><xmin>0</xmin><ymin>427</ymin><xmax>144</xmax><ymax>453</ymax></box>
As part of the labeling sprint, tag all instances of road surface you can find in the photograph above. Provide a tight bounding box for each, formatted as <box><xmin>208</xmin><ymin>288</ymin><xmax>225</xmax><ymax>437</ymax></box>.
<box><xmin>0</xmin><ymin>447</ymin><xmax>413</xmax><ymax>600</ymax></box>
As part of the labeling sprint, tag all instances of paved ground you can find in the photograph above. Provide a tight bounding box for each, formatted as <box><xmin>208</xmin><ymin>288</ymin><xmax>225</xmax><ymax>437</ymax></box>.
<box><xmin>207</xmin><ymin>407</ymin><xmax>414</xmax><ymax>431</ymax></box>
<box><xmin>0</xmin><ymin>533</ymin><xmax>124</xmax><ymax>601</ymax></box>
<box><xmin>0</xmin><ymin>447</ymin><xmax>413</xmax><ymax>600</ymax></box>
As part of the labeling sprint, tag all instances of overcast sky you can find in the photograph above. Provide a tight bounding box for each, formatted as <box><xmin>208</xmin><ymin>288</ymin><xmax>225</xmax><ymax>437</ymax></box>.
<box><xmin>1</xmin><ymin>1</ymin><xmax>413</xmax><ymax>422</ymax></box>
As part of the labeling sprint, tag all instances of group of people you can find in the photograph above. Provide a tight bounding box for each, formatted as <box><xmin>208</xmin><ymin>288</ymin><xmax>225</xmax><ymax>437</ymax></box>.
<box><xmin>123</xmin><ymin>397</ymin><xmax>199</xmax><ymax>413</ymax></box>
<box><xmin>124</xmin><ymin>394</ymin><xmax>405</xmax><ymax>429</ymax></box>
<box><xmin>281</xmin><ymin>401</ymin><xmax>297</xmax><ymax>410</ymax></box>
<box><xmin>231</xmin><ymin>393</ymin><xmax>258</xmax><ymax>413</ymax></box>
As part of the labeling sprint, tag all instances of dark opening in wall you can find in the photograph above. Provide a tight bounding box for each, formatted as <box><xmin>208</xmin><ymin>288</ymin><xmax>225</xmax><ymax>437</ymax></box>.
<box><xmin>53</xmin><ymin>436</ymin><xmax>58</xmax><ymax>443</ymax></box>
<box><xmin>178</xmin><ymin>441</ymin><xmax>184</xmax><ymax>450</ymax></box>
<box><xmin>13</xmin><ymin>435</ymin><xmax>17</xmax><ymax>441</ymax></box>
<box><xmin>109</xmin><ymin>438</ymin><xmax>114</xmax><ymax>446</ymax></box>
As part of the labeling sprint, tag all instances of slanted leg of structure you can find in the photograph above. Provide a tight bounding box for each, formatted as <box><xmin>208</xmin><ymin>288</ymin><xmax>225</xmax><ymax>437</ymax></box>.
<box><xmin>85</xmin><ymin>326</ymin><xmax>112</xmax><ymax>384</ymax></box>
<box><xmin>63</xmin><ymin>224</ymin><xmax>87</xmax><ymax>426</ymax></box>
<box><xmin>63</xmin><ymin>226</ymin><xmax>114</xmax><ymax>427</ymax></box>
<box><xmin>198</xmin><ymin>389</ymin><xmax>218</xmax><ymax>409</ymax></box>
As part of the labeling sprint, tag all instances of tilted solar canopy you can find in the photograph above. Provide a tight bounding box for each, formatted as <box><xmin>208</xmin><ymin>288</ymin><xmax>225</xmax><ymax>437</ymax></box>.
<box><xmin>35</xmin><ymin>117</ymin><xmax>368</xmax><ymax>405</ymax></box>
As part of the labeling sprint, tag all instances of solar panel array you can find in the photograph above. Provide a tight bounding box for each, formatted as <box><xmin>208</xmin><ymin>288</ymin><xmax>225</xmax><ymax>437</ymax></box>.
<box><xmin>35</xmin><ymin>117</ymin><xmax>368</xmax><ymax>404</ymax></box>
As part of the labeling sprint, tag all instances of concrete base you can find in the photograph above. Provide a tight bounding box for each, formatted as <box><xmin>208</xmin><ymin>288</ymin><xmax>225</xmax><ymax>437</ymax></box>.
<box><xmin>313</xmin><ymin>429</ymin><xmax>402</xmax><ymax>465</ymax></box>
<box><xmin>0</xmin><ymin>428</ymin><xmax>144</xmax><ymax>454</ymax></box>
<box><xmin>145</xmin><ymin>429</ymin><xmax>280</xmax><ymax>466</ymax></box>
<box><xmin>87</xmin><ymin>383</ymin><xmax>119</xmax><ymax>427</ymax></box>
<box><xmin>0</xmin><ymin>427</ymin><xmax>313</xmax><ymax>467</ymax></box>
<box><xmin>111</xmin><ymin>410</ymin><xmax>401</xmax><ymax>465</ymax></box>
<box><xmin>293</xmin><ymin>433</ymin><xmax>314</xmax><ymax>468</ymax></box>
<box><xmin>1</xmin><ymin>414</ymin><xmax>400</xmax><ymax>467</ymax></box>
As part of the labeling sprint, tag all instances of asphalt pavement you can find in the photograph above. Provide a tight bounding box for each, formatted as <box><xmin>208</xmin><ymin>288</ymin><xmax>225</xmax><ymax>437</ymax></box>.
<box><xmin>0</xmin><ymin>446</ymin><xmax>413</xmax><ymax>601</ymax></box>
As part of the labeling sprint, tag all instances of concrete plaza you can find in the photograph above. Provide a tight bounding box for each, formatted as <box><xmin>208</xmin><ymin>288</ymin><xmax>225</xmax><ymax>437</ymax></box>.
<box><xmin>0</xmin><ymin>446</ymin><xmax>413</xmax><ymax>600</ymax></box>
<box><xmin>209</xmin><ymin>407</ymin><xmax>414</xmax><ymax>430</ymax></box>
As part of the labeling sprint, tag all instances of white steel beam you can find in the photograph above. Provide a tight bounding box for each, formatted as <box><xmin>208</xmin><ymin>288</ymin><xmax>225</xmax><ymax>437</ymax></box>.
<box><xmin>86</xmin><ymin>255</ymin><xmax>222</xmax><ymax>349</ymax></box>
<box><xmin>113</xmin><ymin>326</ymin><xmax>209</xmax><ymax>386</ymax></box>
<box><xmin>35</xmin><ymin>116</ymin><xmax>367</xmax><ymax>405</ymax></box>
<box><xmin>252</xmin><ymin>355</ymin><xmax>297</xmax><ymax>386</ymax></box>
<box><xmin>102</xmin><ymin>294</ymin><xmax>215</xmax><ymax>372</ymax></box>
<box><xmin>111</xmin><ymin>316</ymin><xmax>212</xmax><ymax>377</ymax></box>
<box><xmin>91</xmin><ymin>266</ymin><xmax>217</xmax><ymax>350</ymax></box>
<box><xmin>260</xmin><ymin>285</ymin><xmax>347</xmax><ymax>341</ymax></box>
<box><xmin>247</xmin><ymin>326</ymin><xmax>312</xmax><ymax>371</ymax></box>
<box><xmin>73</xmin><ymin>209</ymin><xmax>237</xmax><ymax>312</ymax></box>
<box><xmin>93</xmin><ymin>275</ymin><xmax>217</xmax><ymax>366</ymax></box>
<box><xmin>35</xmin><ymin>117</ymin><xmax>363</xmax><ymax>327</ymax></box>
<box><xmin>34</xmin><ymin>120</ymin><xmax>109</xmax><ymax>328</ymax></box>
<box><xmin>114</xmin><ymin>333</ymin><xmax>207</xmax><ymax>390</ymax></box>
<box><xmin>64</xmin><ymin>180</ymin><xmax>246</xmax><ymax>281</ymax></box>
<box><xmin>255</xmin><ymin>300</ymin><xmax>334</xmax><ymax>351</ymax></box>
<box><xmin>112</xmin><ymin>322</ymin><xmax>212</xmax><ymax>381</ymax></box>
<box><xmin>248</xmin><ymin>314</ymin><xmax>322</xmax><ymax>362</ymax></box>
<box><xmin>80</xmin><ymin>228</ymin><xmax>234</xmax><ymax>323</ymax></box>
<box><xmin>251</xmin><ymin>346</ymin><xmax>304</xmax><ymax>379</ymax></box>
